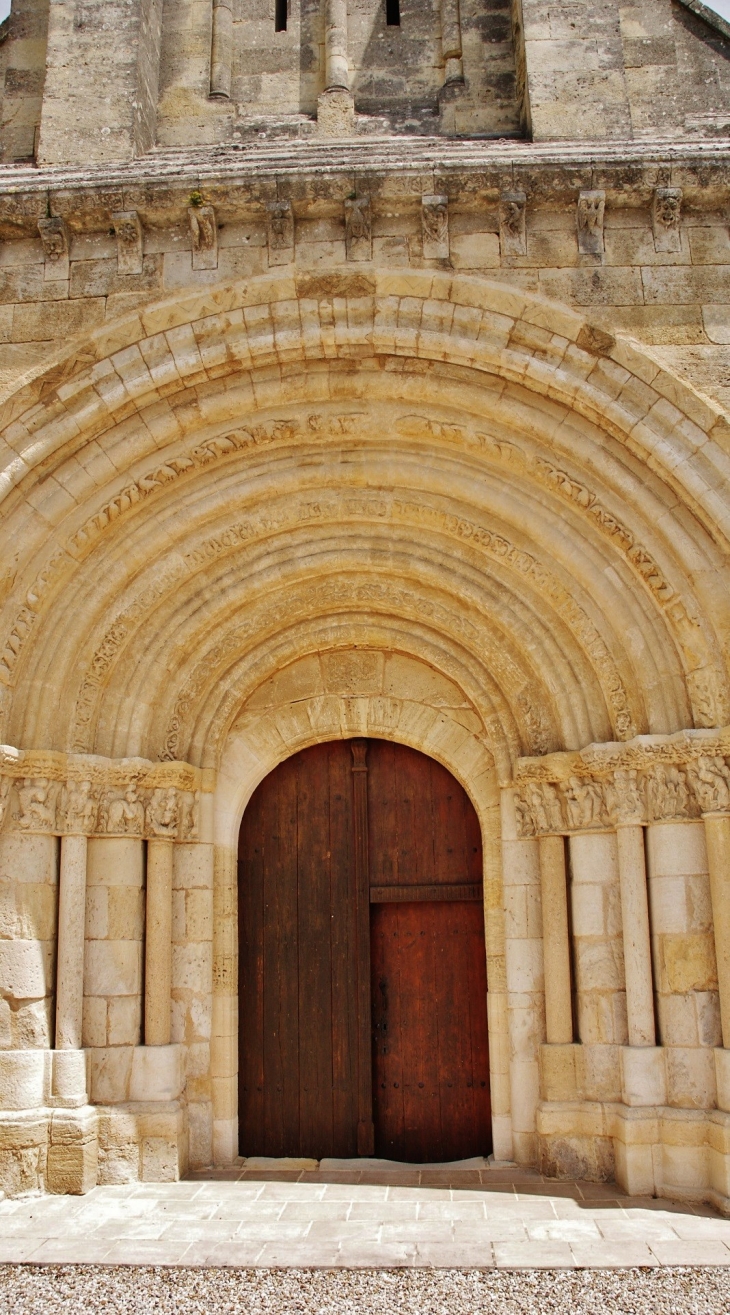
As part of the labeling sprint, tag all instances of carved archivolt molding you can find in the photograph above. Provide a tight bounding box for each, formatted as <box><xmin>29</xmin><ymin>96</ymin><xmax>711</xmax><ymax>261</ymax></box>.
<box><xmin>0</xmin><ymin>746</ymin><xmax>211</xmax><ymax>839</ymax></box>
<box><xmin>512</xmin><ymin>728</ymin><xmax>730</xmax><ymax>834</ymax></box>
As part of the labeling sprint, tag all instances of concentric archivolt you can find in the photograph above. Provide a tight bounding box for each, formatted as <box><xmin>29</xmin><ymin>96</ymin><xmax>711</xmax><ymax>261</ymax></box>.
<box><xmin>1</xmin><ymin>268</ymin><xmax>729</xmax><ymax>775</ymax></box>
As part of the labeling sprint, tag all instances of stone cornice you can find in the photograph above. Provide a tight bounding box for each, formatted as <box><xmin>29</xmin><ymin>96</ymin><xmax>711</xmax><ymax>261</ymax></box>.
<box><xmin>0</xmin><ymin>139</ymin><xmax>729</xmax><ymax>236</ymax></box>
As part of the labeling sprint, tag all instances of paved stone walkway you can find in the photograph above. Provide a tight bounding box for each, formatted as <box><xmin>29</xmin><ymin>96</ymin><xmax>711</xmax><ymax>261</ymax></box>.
<box><xmin>1</xmin><ymin>1160</ymin><xmax>729</xmax><ymax>1269</ymax></box>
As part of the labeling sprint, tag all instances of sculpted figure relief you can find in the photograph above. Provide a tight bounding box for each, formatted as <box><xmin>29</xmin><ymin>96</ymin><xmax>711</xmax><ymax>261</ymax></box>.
<box><xmin>17</xmin><ymin>778</ymin><xmax>57</xmax><ymax>831</ymax></box>
<box><xmin>146</xmin><ymin>787</ymin><xmax>179</xmax><ymax>838</ymax></box>
<box><xmin>564</xmin><ymin>775</ymin><xmax>607</xmax><ymax>829</ymax></box>
<box><xmin>104</xmin><ymin>783</ymin><xmax>145</xmax><ymax>835</ymax></box>
<box><xmin>647</xmin><ymin>764</ymin><xmax>692</xmax><ymax>821</ymax></box>
<box><xmin>513</xmin><ymin>790</ymin><xmax>535</xmax><ymax>837</ymax></box>
<box><xmin>527</xmin><ymin>781</ymin><xmax>564</xmax><ymax>834</ymax></box>
<box><xmin>178</xmin><ymin>790</ymin><xmax>200</xmax><ymax>841</ymax></box>
<box><xmin>689</xmin><ymin>754</ymin><xmax>730</xmax><ymax>814</ymax></box>
<box><xmin>62</xmin><ymin>779</ymin><xmax>97</xmax><ymax>834</ymax></box>
<box><xmin>609</xmin><ymin>767</ymin><xmax>644</xmax><ymax>823</ymax></box>
<box><xmin>0</xmin><ymin>778</ymin><xmax>10</xmax><ymax>829</ymax></box>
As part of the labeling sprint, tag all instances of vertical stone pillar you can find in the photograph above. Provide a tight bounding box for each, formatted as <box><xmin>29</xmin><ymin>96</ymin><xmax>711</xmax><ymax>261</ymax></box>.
<box><xmin>210</xmin><ymin>0</ymin><xmax>233</xmax><ymax>98</ymax></box>
<box><xmin>539</xmin><ymin>835</ymin><xmax>573</xmax><ymax>1046</ymax></box>
<box><xmin>646</xmin><ymin>821</ymin><xmax>718</xmax><ymax>1110</ymax></box>
<box><xmin>172</xmin><ymin>842</ymin><xmax>214</xmax><ymax>1168</ymax></box>
<box><xmin>567</xmin><ymin>831</ymin><xmax>625</xmax><ymax>1111</ymax></box>
<box><xmin>441</xmin><ymin>0</ymin><xmax>463</xmax><ymax>84</ymax></box>
<box><xmin>55</xmin><ymin>835</ymin><xmax>88</xmax><ymax>1052</ymax></box>
<box><xmin>324</xmin><ymin>0</ymin><xmax>349</xmax><ymax>90</ymax></box>
<box><xmin>501</xmin><ymin>790</ymin><xmax>544</xmax><ymax>1165</ymax></box>
<box><xmin>37</xmin><ymin>0</ymin><xmax>164</xmax><ymax>164</ymax></box>
<box><xmin>145</xmin><ymin>839</ymin><xmax>173</xmax><ymax>1047</ymax></box>
<box><xmin>704</xmin><ymin>813</ymin><xmax>730</xmax><ymax>1050</ymax></box>
<box><xmin>84</xmin><ymin>837</ymin><xmax>144</xmax><ymax>1111</ymax></box>
<box><xmin>212</xmin><ymin>842</ymin><xmax>238</xmax><ymax>1165</ymax></box>
<box><xmin>616</xmin><ymin>825</ymin><xmax>655</xmax><ymax>1048</ymax></box>
<box><xmin>0</xmin><ymin>831</ymin><xmax>58</xmax><ymax>1050</ymax></box>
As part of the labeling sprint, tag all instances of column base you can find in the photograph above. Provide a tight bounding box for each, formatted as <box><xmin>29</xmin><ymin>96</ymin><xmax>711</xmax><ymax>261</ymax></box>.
<box><xmin>50</xmin><ymin>1050</ymin><xmax>89</xmax><ymax>1108</ymax></box>
<box><xmin>47</xmin><ymin>1105</ymin><xmax>98</xmax><ymax>1194</ymax></box>
<box><xmin>620</xmin><ymin>1046</ymin><xmax>667</xmax><ymax>1107</ymax></box>
<box><xmin>317</xmin><ymin>88</ymin><xmax>355</xmax><ymax>137</ymax></box>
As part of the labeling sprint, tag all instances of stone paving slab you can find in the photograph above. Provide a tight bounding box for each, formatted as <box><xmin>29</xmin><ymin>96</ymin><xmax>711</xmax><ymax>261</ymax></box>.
<box><xmin>0</xmin><ymin>1163</ymin><xmax>729</xmax><ymax>1269</ymax></box>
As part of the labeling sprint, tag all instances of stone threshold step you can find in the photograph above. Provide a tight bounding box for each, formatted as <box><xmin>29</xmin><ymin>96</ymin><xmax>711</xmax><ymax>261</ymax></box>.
<box><xmin>241</xmin><ymin>1155</ymin><xmax>516</xmax><ymax>1172</ymax></box>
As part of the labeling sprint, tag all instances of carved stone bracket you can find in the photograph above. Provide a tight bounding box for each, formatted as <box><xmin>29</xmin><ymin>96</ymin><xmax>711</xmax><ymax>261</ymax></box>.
<box><xmin>499</xmin><ymin>190</ymin><xmax>527</xmax><ymax>258</ymax></box>
<box><xmin>512</xmin><ymin>726</ymin><xmax>730</xmax><ymax>835</ymax></box>
<box><xmin>111</xmin><ymin>210</ymin><xmax>143</xmax><ymax>275</ymax></box>
<box><xmin>652</xmin><ymin>187</ymin><xmax>682</xmax><ymax>254</ymax></box>
<box><xmin>0</xmin><ymin>745</ymin><xmax>212</xmax><ymax>840</ymax></box>
<box><xmin>577</xmin><ymin>190</ymin><xmax>605</xmax><ymax>257</ymax></box>
<box><xmin>422</xmin><ymin>194</ymin><xmax>449</xmax><ymax>260</ymax></box>
<box><xmin>37</xmin><ymin>216</ymin><xmax>70</xmax><ymax>281</ymax></box>
<box><xmin>188</xmin><ymin>204</ymin><xmax>218</xmax><ymax>271</ymax></box>
<box><xmin>266</xmin><ymin>200</ymin><xmax>294</xmax><ymax>266</ymax></box>
<box><xmin>345</xmin><ymin>195</ymin><xmax>372</xmax><ymax>262</ymax></box>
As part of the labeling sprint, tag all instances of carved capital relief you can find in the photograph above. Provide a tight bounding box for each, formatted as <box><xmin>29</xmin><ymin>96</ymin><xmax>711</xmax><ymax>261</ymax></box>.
<box><xmin>111</xmin><ymin>210</ymin><xmax>143</xmax><ymax>275</ymax></box>
<box><xmin>345</xmin><ymin>195</ymin><xmax>372</xmax><ymax>262</ymax></box>
<box><xmin>0</xmin><ymin>745</ymin><xmax>210</xmax><ymax>840</ymax></box>
<box><xmin>188</xmin><ymin>204</ymin><xmax>218</xmax><ymax>271</ymax></box>
<box><xmin>577</xmin><ymin>190</ymin><xmax>605</xmax><ymax>257</ymax></box>
<box><xmin>499</xmin><ymin>191</ymin><xmax>527</xmax><ymax>258</ymax></box>
<box><xmin>266</xmin><ymin>201</ymin><xmax>294</xmax><ymax>266</ymax></box>
<box><xmin>37</xmin><ymin>216</ymin><xmax>70</xmax><ymax>281</ymax></box>
<box><xmin>512</xmin><ymin>728</ymin><xmax>730</xmax><ymax>836</ymax></box>
<box><xmin>422</xmin><ymin>194</ymin><xmax>450</xmax><ymax>260</ymax></box>
<box><xmin>652</xmin><ymin>187</ymin><xmax>682</xmax><ymax>254</ymax></box>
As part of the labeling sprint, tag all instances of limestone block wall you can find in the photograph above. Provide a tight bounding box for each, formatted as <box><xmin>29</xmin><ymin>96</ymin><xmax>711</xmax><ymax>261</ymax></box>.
<box><xmin>0</xmin><ymin>0</ymin><xmax>49</xmax><ymax>163</ymax></box>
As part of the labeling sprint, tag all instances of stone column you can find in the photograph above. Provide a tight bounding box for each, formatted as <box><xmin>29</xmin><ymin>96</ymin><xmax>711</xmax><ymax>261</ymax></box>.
<box><xmin>145</xmin><ymin>839</ymin><xmax>173</xmax><ymax>1047</ymax></box>
<box><xmin>324</xmin><ymin>0</ymin><xmax>349</xmax><ymax>90</ymax></box>
<box><xmin>441</xmin><ymin>0</ymin><xmax>463</xmax><ymax>84</ymax></box>
<box><xmin>646</xmin><ymin>820</ymin><xmax>718</xmax><ymax>1110</ymax></box>
<box><xmin>616</xmin><ymin>825</ymin><xmax>655</xmax><ymax>1048</ymax></box>
<box><xmin>55</xmin><ymin>835</ymin><xmax>87</xmax><ymax>1052</ymax></box>
<box><xmin>210</xmin><ymin>0</ymin><xmax>233</xmax><ymax>98</ymax></box>
<box><xmin>704</xmin><ymin>813</ymin><xmax>730</xmax><ymax>1050</ymax></box>
<box><xmin>538</xmin><ymin>835</ymin><xmax>573</xmax><ymax>1046</ymax></box>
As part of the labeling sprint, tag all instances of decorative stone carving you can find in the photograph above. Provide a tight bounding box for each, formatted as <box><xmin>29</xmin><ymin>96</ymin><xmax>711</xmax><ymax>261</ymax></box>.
<box><xmin>102</xmin><ymin>783</ymin><xmax>146</xmax><ymax>835</ymax></box>
<box><xmin>146</xmin><ymin>786</ymin><xmax>179</xmax><ymax>838</ymax></box>
<box><xmin>577</xmin><ymin>190</ymin><xmax>605</xmax><ymax>256</ymax></box>
<box><xmin>0</xmin><ymin>777</ymin><xmax>10</xmax><ymax>830</ymax></box>
<box><xmin>188</xmin><ymin>204</ymin><xmax>218</xmax><ymax>271</ymax></box>
<box><xmin>652</xmin><ymin>187</ymin><xmax>682</xmax><ymax>254</ymax></box>
<box><xmin>37</xmin><ymin>217</ymin><xmax>70</xmax><ymax>280</ymax></box>
<box><xmin>111</xmin><ymin>210</ymin><xmax>143</xmax><ymax>275</ymax></box>
<box><xmin>16</xmin><ymin>779</ymin><xmax>57</xmax><ymax>831</ymax></box>
<box><xmin>61</xmin><ymin>779</ymin><xmax>98</xmax><ymax>834</ymax></box>
<box><xmin>608</xmin><ymin>768</ymin><xmax>645</xmax><ymax>825</ymax></box>
<box><xmin>514</xmin><ymin>790</ymin><xmax>536</xmax><ymax>837</ymax></box>
<box><xmin>564</xmin><ymin>775</ymin><xmax>608</xmax><ymax>830</ymax></box>
<box><xmin>499</xmin><ymin>191</ymin><xmax>527</xmax><ymax>258</ymax></box>
<box><xmin>178</xmin><ymin>790</ymin><xmax>200</xmax><ymax>841</ymax></box>
<box><xmin>267</xmin><ymin>201</ymin><xmax>294</xmax><ymax>266</ymax></box>
<box><xmin>688</xmin><ymin>754</ymin><xmax>730</xmax><ymax>814</ymax></box>
<box><xmin>526</xmin><ymin>781</ymin><xmax>565</xmax><ymax>834</ymax></box>
<box><xmin>345</xmin><ymin>195</ymin><xmax>372</xmax><ymax>262</ymax></box>
<box><xmin>422</xmin><ymin>194</ymin><xmax>449</xmax><ymax>260</ymax></box>
<box><xmin>645</xmin><ymin>764</ymin><xmax>693</xmax><ymax>822</ymax></box>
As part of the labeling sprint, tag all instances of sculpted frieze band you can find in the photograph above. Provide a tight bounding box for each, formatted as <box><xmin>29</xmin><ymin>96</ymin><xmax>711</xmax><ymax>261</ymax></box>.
<box><xmin>0</xmin><ymin>745</ymin><xmax>211</xmax><ymax>839</ymax></box>
<box><xmin>512</xmin><ymin>728</ymin><xmax>730</xmax><ymax>834</ymax></box>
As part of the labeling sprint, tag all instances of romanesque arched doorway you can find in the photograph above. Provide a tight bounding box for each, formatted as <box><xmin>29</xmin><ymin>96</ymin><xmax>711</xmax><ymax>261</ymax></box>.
<box><xmin>237</xmin><ymin>737</ymin><xmax>491</xmax><ymax>1162</ymax></box>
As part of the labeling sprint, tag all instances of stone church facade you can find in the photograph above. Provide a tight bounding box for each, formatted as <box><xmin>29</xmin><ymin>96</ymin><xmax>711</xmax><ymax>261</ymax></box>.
<box><xmin>1</xmin><ymin>0</ymin><xmax>730</xmax><ymax>1209</ymax></box>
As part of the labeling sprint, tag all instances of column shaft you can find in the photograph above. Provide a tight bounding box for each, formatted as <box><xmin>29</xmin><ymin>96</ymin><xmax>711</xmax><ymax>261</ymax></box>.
<box><xmin>55</xmin><ymin>834</ymin><xmax>88</xmax><ymax>1051</ymax></box>
<box><xmin>441</xmin><ymin>0</ymin><xmax>463</xmax><ymax>82</ymax></box>
<box><xmin>210</xmin><ymin>0</ymin><xmax>233</xmax><ymax>98</ymax></box>
<box><xmin>145</xmin><ymin>839</ymin><xmax>173</xmax><ymax>1046</ymax></box>
<box><xmin>705</xmin><ymin>813</ymin><xmax>730</xmax><ymax>1048</ymax></box>
<box><xmin>325</xmin><ymin>0</ymin><xmax>349</xmax><ymax>89</ymax></box>
<box><xmin>616</xmin><ymin>824</ymin><xmax>655</xmax><ymax>1047</ymax></box>
<box><xmin>538</xmin><ymin>834</ymin><xmax>573</xmax><ymax>1045</ymax></box>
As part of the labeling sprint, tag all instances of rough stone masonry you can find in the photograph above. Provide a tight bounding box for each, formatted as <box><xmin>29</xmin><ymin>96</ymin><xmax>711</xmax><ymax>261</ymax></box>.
<box><xmin>0</xmin><ymin>0</ymin><xmax>730</xmax><ymax>1216</ymax></box>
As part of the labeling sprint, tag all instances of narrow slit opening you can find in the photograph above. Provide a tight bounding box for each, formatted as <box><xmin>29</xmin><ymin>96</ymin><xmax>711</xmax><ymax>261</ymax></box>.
<box><xmin>275</xmin><ymin>0</ymin><xmax>287</xmax><ymax>32</ymax></box>
<box><xmin>386</xmin><ymin>0</ymin><xmax>400</xmax><ymax>26</ymax></box>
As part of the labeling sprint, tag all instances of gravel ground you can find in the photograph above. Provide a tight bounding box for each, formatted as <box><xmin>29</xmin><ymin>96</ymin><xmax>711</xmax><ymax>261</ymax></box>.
<box><xmin>1</xmin><ymin>1265</ymin><xmax>730</xmax><ymax>1314</ymax></box>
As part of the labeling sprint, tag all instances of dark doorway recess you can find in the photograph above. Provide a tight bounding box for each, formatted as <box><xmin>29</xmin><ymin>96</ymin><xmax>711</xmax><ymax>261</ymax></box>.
<box><xmin>237</xmin><ymin>737</ymin><xmax>491</xmax><ymax>1161</ymax></box>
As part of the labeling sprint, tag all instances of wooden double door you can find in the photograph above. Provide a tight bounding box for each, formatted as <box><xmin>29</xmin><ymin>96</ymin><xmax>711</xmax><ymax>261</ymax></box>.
<box><xmin>238</xmin><ymin>738</ymin><xmax>491</xmax><ymax>1163</ymax></box>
